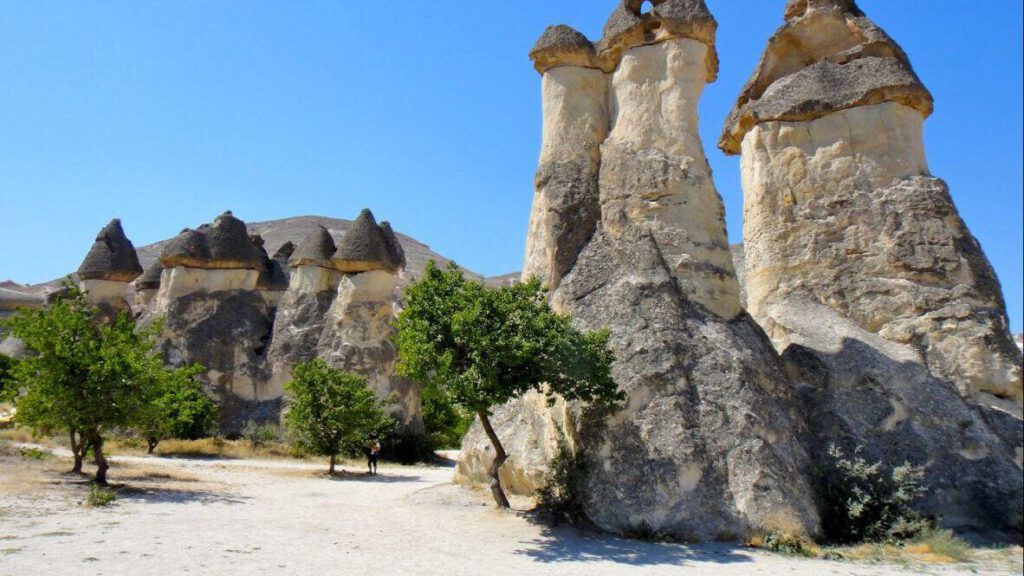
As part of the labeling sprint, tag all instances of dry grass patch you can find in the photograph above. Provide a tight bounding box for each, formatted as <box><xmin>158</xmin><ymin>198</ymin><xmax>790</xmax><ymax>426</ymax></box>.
<box><xmin>826</xmin><ymin>529</ymin><xmax>981</xmax><ymax>566</ymax></box>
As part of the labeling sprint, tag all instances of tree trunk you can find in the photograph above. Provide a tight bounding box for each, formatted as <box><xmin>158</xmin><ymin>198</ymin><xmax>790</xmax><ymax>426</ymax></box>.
<box><xmin>329</xmin><ymin>453</ymin><xmax>337</xmax><ymax>475</ymax></box>
<box><xmin>69</xmin><ymin>429</ymin><xmax>84</xmax><ymax>474</ymax></box>
<box><xmin>477</xmin><ymin>409</ymin><xmax>511</xmax><ymax>509</ymax></box>
<box><xmin>147</xmin><ymin>438</ymin><xmax>158</xmax><ymax>455</ymax></box>
<box><xmin>88</xmin><ymin>431</ymin><xmax>109</xmax><ymax>486</ymax></box>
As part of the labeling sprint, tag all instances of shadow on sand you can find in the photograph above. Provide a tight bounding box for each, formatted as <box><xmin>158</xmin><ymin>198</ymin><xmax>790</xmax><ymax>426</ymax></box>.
<box><xmin>515</xmin><ymin>523</ymin><xmax>753</xmax><ymax>568</ymax></box>
<box><xmin>322</xmin><ymin>470</ymin><xmax>423</xmax><ymax>484</ymax></box>
<box><xmin>115</xmin><ymin>485</ymin><xmax>250</xmax><ymax>506</ymax></box>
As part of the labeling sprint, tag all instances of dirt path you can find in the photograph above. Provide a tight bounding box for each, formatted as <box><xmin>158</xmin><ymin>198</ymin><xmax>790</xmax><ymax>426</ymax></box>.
<box><xmin>0</xmin><ymin>450</ymin><xmax>1018</xmax><ymax>576</ymax></box>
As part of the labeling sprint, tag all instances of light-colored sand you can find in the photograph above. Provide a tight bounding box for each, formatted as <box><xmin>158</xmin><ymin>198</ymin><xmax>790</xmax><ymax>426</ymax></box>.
<box><xmin>0</xmin><ymin>450</ymin><xmax>1018</xmax><ymax>576</ymax></box>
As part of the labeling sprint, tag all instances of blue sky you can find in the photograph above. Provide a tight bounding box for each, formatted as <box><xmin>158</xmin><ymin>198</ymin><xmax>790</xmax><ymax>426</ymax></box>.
<box><xmin>1</xmin><ymin>1</ymin><xmax>1021</xmax><ymax>331</ymax></box>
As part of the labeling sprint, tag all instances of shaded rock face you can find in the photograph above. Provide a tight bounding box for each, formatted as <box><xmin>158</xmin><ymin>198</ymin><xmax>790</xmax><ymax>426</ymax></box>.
<box><xmin>551</xmin><ymin>231</ymin><xmax>820</xmax><ymax>540</ymax></box>
<box><xmin>773</xmin><ymin>297</ymin><xmax>1023</xmax><ymax>531</ymax></box>
<box><xmin>721</xmin><ymin>1</ymin><xmax>1023</xmax><ymax>531</ymax></box>
<box><xmin>267</xmin><ymin>213</ymin><xmax>422</xmax><ymax>434</ymax></box>
<box><xmin>461</xmin><ymin>0</ymin><xmax>820</xmax><ymax>542</ymax></box>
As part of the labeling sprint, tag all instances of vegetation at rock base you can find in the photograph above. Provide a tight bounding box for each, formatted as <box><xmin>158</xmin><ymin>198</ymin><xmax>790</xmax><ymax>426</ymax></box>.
<box><xmin>134</xmin><ymin>363</ymin><xmax>219</xmax><ymax>454</ymax></box>
<box><xmin>395</xmin><ymin>261</ymin><xmax>623</xmax><ymax>508</ymax></box>
<box><xmin>535</xmin><ymin>440</ymin><xmax>589</xmax><ymax>526</ymax></box>
<box><xmin>284</xmin><ymin>358</ymin><xmax>393</xmax><ymax>475</ymax></box>
<box><xmin>2</xmin><ymin>282</ymin><xmax>208</xmax><ymax>485</ymax></box>
<box><xmin>818</xmin><ymin>444</ymin><xmax>929</xmax><ymax>544</ymax></box>
<box><xmin>421</xmin><ymin>380</ymin><xmax>474</xmax><ymax>450</ymax></box>
<box><xmin>242</xmin><ymin>419</ymin><xmax>281</xmax><ymax>451</ymax></box>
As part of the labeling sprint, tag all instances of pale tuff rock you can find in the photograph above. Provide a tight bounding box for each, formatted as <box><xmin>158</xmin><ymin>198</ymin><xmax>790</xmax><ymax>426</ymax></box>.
<box><xmin>461</xmin><ymin>0</ymin><xmax>820</xmax><ymax>541</ymax></box>
<box><xmin>599</xmin><ymin>36</ymin><xmax>740</xmax><ymax>319</ymax></box>
<box><xmin>522</xmin><ymin>25</ymin><xmax>607</xmax><ymax>290</ymax></box>
<box><xmin>722</xmin><ymin>0</ymin><xmax>1022</xmax><ymax>531</ymax></box>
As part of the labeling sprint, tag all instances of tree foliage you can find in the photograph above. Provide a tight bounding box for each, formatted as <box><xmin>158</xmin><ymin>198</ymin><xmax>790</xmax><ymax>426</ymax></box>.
<box><xmin>421</xmin><ymin>381</ymin><xmax>473</xmax><ymax>450</ymax></box>
<box><xmin>134</xmin><ymin>363</ymin><xmax>219</xmax><ymax>453</ymax></box>
<box><xmin>819</xmin><ymin>444</ymin><xmax>928</xmax><ymax>544</ymax></box>
<box><xmin>284</xmin><ymin>358</ymin><xmax>393</xmax><ymax>474</ymax></box>
<box><xmin>394</xmin><ymin>262</ymin><xmax>622</xmax><ymax>507</ymax></box>
<box><xmin>0</xmin><ymin>354</ymin><xmax>17</xmax><ymax>402</ymax></box>
<box><xmin>3</xmin><ymin>282</ymin><xmax>188</xmax><ymax>484</ymax></box>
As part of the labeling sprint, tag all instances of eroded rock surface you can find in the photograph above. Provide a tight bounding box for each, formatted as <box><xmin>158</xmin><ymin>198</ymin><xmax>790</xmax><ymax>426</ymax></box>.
<box><xmin>720</xmin><ymin>0</ymin><xmax>1023</xmax><ymax>531</ymax></box>
<box><xmin>460</xmin><ymin>0</ymin><xmax>819</xmax><ymax>542</ymax></box>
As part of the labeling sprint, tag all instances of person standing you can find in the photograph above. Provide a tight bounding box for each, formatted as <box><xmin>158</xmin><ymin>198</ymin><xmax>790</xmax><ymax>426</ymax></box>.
<box><xmin>367</xmin><ymin>437</ymin><xmax>381</xmax><ymax>475</ymax></box>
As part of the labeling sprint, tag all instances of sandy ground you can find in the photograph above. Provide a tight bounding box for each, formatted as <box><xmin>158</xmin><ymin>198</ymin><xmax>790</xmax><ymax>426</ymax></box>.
<box><xmin>0</xmin><ymin>448</ymin><xmax>1019</xmax><ymax>576</ymax></box>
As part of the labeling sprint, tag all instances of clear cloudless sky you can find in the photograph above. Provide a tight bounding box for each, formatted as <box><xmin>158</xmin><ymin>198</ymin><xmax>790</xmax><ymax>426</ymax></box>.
<box><xmin>1</xmin><ymin>1</ymin><xmax>1021</xmax><ymax>331</ymax></box>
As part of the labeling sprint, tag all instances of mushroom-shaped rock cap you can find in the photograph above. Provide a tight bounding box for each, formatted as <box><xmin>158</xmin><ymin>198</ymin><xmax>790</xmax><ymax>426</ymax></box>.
<box><xmin>134</xmin><ymin>261</ymin><xmax>164</xmax><ymax>290</ymax></box>
<box><xmin>598</xmin><ymin>0</ymin><xmax>718</xmax><ymax>78</ymax></box>
<box><xmin>530</xmin><ymin>25</ymin><xmax>599</xmax><ymax>74</ymax></box>
<box><xmin>784</xmin><ymin>0</ymin><xmax>860</xmax><ymax>20</ymax></box>
<box><xmin>76</xmin><ymin>219</ymin><xmax>144</xmax><ymax>282</ymax></box>
<box><xmin>288</xmin><ymin>226</ymin><xmax>337</xmax><ymax>269</ymax></box>
<box><xmin>333</xmin><ymin>209</ymin><xmax>400</xmax><ymax>274</ymax></box>
<box><xmin>160</xmin><ymin>228</ymin><xmax>212</xmax><ymax>268</ymax></box>
<box><xmin>204</xmin><ymin>211</ymin><xmax>262</xmax><ymax>269</ymax></box>
<box><xmin>380</xmin><ymin>221</ymin><xmax>407</xmax><ymax>272</ymax></box>
<box><xmin>718</xmin><ymin>0</ymin><xmax>932</xmax><ymax>154</ymax></box>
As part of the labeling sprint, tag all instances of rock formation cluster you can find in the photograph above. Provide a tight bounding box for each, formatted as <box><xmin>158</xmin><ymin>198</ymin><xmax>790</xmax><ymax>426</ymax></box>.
<box><xmin>459</xmin><ymin>0</ymin><xmax>1022</xmax><ymax>539</ymax></box>
<box><xmin>3</xmin><ymin>209</ymin><xmax>423</xmax><ymax>435</ymax></box>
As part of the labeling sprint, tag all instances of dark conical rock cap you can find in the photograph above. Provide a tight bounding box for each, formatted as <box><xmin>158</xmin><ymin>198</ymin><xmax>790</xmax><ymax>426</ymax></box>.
<box><xmin>273</xmin><ymin>241</ymin><xmax>296</xmax><ymax>263</ymax></box>
<box><xmin>204</xmin><ymin>211</ymin><xmax>262</xmax><ymax>269</ymax></box>
<box><xmin>530</xmin><ymin>25</ymin><xmax>599</xmax><ymax>74</ymax></box>
<box><xmin>333</xmin><ymin>209</ymin><xmax>399</xmax><ymax>274</ymax></box>
<box><xmin>597</xmin><ymin>0</ymin><xmax>718</xmax><ymax>78</ymax></box>
<box><xmin>134</xmin><ymin>260</ymin><xmax>164</xmax><ymax>290</ymax></box>
<box><xmin>380</xmin><ymin>221</ymin><xmax>407</xmax><ymax>272</ymax></box>
<box><xmin>160</xmin><ymin>228</ymin><xmax>211</xmax><ymax>268</ymax></box>
<box><xmin>718</xmin><ymin>0</ymin><xmax>932</xmax><ymax>154</ymax></box>
<box><xmin>288</xmin><ymin>226</ymin><xmax>337</xmax><ymax>269</ymax></box>
<box><xmin>77</xmin><ymin>219</ymin><xmax>144</xmax><ymax>282</ymax></box>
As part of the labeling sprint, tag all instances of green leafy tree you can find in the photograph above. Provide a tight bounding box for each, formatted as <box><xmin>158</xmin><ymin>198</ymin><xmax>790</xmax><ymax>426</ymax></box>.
<box><xmin>4</xmin><ymin>283</ymin><xmax>164</xmax><ymax>484</ymax></box>
<box><xmin>421</xmin><ymin>381</ymin><xmax>473</xmax><ymax>450</ymax></box>
<box><xmin>284</xmin><ymin>359</ymin><xmax>393</xmax><ymax>474</ymax></box>
<box><xmin>0</xmin><ymin>354</ymin><xmax>17</xmax><ymax>402</ymax></box>
<box><xmin>394</xmin><ymin>262</ymin><xmax>622</xmax><ymax>508</ymax></box>
<box><xmin>135</xmin><ymin>364</ymin><xmax>219</xmax><ymax>454</ymax></box>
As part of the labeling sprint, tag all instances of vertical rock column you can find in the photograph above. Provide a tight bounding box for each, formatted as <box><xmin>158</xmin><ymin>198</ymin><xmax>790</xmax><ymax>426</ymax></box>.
<box><xmin>149</xmin><ymin>212</ymin><xmax>275</xmax><ymax>432</ymax></box>
<box><xmin>76</xmin><ymin>218</ymin><xmax>143</xmax><ymax>317</ymax></box>
<box><xmin>522</xmin><ymin>26</ymin><xmax>608</xmax><ymax>291</ymax></box>
<box><xmin>598</xmin><ymin>1</ymin><xmax>739</xmax><ymax>319</ymax></box>
<box><xmin>720</xmin><ymin>0</ymin><xmax>1022</xmax><ymax>531</ymax></box>
<box><xmin>318</xmin><ymin>209</ymin><xmax>421</xmax><ymax>432</ymax></box>
<box><xmin>266</xmin><ymin>226</ymin><xmax>342</xmax><ymax>398</ymax></box>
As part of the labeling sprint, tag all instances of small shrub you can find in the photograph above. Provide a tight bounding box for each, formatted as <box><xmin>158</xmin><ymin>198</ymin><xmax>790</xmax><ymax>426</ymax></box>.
<box><xmin>535</xmin><ymin>441</ymin><xmax>588</xmax><ymax>526</ymax></box>
<box><xmin>910</xmin><ymin>528</ymin><xmax>972</xmax><ymax>562</ymax></box>
<box><xmin>18</xmin><ymin>447</ymin><xmax>48</xmax><ymax>460</ymax></box>
<box><xmin>241</xmin><ymin>420</ymin><xmax>279</xmax><ymax>451</ymax></box>
<box><xmin>819</xmin><ymin>444</ymin><xmax>929</xmax><ymax>544</ymax></box>
<box><xmin>756</xmin><ymin>531</ymin><xmax>819</xmax><ymax>558</ymax></box>
<box><xmin>85</xmin><ymin>485</ymin><xmax>117</xmax><ymax>507</ymax></box>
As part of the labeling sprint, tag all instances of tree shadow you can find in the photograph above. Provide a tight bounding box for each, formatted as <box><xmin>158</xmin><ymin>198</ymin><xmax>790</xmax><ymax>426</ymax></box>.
<box><xmin>515</xmin><ymin>523</ymin><xmax>753</xmax><ymax>567</ymax></box>
<box><xmin>114</xmin><ymin>485</ymin><xmax>249</xmax><ymax>505</ymax></box>
<box><xmin>322</xmin><ymin>470</ymin><xmax>423</xmax><ymax>484</ymax></box>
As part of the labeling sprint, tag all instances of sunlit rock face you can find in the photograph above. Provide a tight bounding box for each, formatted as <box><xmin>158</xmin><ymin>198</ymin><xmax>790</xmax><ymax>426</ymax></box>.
<box><xmin>459</xmin><ymin>0</ymin><xmax>820</xmax><ymax>542</ymax></box>
<box><xmin>720</xmin><ymin>0</ymin><xmax>1023</xmax><ymax>532</ymax></box>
